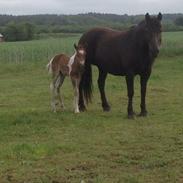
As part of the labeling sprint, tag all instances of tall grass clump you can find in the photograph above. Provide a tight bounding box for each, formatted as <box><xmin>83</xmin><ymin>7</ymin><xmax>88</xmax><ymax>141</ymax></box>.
<box><xmin>160</xmin><ymin>32</ymin><xmax>183</xmax><ymax>58</ymax></box>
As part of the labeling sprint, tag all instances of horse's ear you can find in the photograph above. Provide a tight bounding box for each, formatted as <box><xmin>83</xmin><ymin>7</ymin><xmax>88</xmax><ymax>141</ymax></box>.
<box><xmin>157</xmin><ymin>12</ymin><xmax>162</xmax><ymax>21</ymax></box>
<box><xmin>74</xmin><ymin>43</ymin><xmax>78</xmax><ymax>50</ymax></box>
<box><xmin>145</xmin><ymin>13</ymin><xmax>150</xmax><ymax>22</ymax></box>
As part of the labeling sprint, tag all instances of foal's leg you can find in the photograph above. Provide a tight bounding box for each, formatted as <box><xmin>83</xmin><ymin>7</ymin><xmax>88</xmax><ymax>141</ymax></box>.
<box><xmin>50</xmin><ymin>75</ymin><xmax>59</xmax><ymax>112</ymax></box>
<box><xmin>56</xmin><ymin>73</ymin><xmax>65</xmax><ymax>110</ymax></box>
<box><xmin>139</xmin><ymin>73</ymin><xmax>151</xmax><ymax>117</ymax></box>
<box><xmin>98</xmin><ymin>69</ymin><xmax>110</xmax><ymax>111</ymax></box>
<box><xmin>71</xmin><ymin>77</ymin><xmax>80</xmax><ymax>113</ymax></box>
<box><xmin>125</xmin><ymin>74</ymin><xmax>135</xmax><ymax>119</ymax></box>
<box><xmin>50</xmin><ymin>74</ymin><xmax>65</xmax><ymax>112</ymax></box>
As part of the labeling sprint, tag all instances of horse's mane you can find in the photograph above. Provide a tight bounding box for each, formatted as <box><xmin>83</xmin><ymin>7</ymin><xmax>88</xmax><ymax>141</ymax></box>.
<box><xmin>130</xmin><ymin>20</ymin><xmax>146</xmax><ymax>32</ymax></box>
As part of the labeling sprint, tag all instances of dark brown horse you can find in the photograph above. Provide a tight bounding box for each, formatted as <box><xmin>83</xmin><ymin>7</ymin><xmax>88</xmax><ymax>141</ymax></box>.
<box><xmin>78</xmin><ymin>13</ymin><xmax>162</xmax><ymax>118</ymax></box>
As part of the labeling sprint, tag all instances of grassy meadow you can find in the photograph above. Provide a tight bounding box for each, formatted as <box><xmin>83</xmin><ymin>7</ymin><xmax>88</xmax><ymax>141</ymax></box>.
<box><xmin>0</xmin><ymin>32</ymin><xmax>183</xmax><ymax>183</ymax></box>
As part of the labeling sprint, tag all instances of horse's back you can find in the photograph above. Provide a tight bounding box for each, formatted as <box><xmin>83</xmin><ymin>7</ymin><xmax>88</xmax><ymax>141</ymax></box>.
<box><xmin>79</xmin><ymin>27</ymin><xmax>132</xmax><ymax>75</ymax></box>
<box><xmin>79</xmin><ymin>27</ymin><xmax>122</xmax><ymax>46</ymax></box>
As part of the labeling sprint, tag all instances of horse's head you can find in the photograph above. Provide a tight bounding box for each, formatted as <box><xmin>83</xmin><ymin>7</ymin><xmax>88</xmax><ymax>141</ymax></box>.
<box><xmin>143</xmin><ymin>13</ymin><xmax>162</xmax><ymax>58</ymax></box>
<box><xmin>74</xmin><ymin>43</ymin><xmax>86</xmax><ymax>65</ymax></box>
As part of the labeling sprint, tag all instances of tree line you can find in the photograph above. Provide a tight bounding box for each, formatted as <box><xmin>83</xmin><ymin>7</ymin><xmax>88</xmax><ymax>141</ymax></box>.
<box><xmin>3</xmin><ymin>22</ymin><xmax>34</xmax><ymax>41</ymax></box>
<box><xmin>0</xmin><ymin>13</ymin><xmax>183</xmax><ymax>42</ymax></box>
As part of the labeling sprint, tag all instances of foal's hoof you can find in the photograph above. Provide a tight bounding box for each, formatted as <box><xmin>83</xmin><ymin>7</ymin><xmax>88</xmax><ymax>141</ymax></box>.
<box><xmin>52</xmin><ymin>109</ymin><xmax>57</xmax><ymax>113</ymax></box>
<box><xmin>103</xmin><ymin>105</ymin><xmax>111</xmax><ymax>112</ymax></box>
<box><xmin>138</xmin><ymin>111</ymin><xmax>148</xmax><ymax>117</ymax></box>
<box><xmin>51</xmin><ymin>107</ymin><xmax>57</xmax><ymax>113</ymax></box>
<box><xmin>79</xmin><ymin>106</ymin><xmax>87</xmax><ymax>112</ymax></box>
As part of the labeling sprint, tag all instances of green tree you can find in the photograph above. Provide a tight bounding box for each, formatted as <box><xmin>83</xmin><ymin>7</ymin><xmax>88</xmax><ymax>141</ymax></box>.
<box><xmin>23</xmin><ymin>22</ymin><xmax>35</xmax><ymax>40</ymax></box>
<box><xmin>4</xmin><ymin>22</ymin><xmax>18</xmax><ymax>41</ymax></box>
<box><xmin>4</xmin><ymin>22</ymin><xmax>35</xmax><ymax>41</ymax></box>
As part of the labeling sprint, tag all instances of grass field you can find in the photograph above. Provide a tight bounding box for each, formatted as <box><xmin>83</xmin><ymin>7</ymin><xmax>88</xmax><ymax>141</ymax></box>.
<box><xmin>0</xmin><ymin>32</ymin><xmax>183</xmax><ymax>183</ymax></box>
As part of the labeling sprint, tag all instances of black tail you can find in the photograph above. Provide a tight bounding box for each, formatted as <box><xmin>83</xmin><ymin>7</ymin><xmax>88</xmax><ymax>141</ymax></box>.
<box><xmin>80</xmin><ymin>54</ymin><xmax>93</xmax><ymax>104</ymax></box>
<box><xmin>78</xmin><ymin>29</ymin><xmax>100</xmax><ymax>104</ymax></box>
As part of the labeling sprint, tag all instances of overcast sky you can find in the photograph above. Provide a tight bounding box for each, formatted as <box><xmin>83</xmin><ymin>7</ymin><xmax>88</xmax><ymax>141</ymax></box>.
<box><xmin>0</xmin><ymin>0</ymin><xmax>182</xmax><ymax>15</ymax></box>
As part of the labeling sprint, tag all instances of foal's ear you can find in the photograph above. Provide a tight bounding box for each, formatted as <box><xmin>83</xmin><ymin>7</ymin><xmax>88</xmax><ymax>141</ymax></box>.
<box><xmin>74</xmin><ymin>43</ymin><xmax>78</xmax><ymax>50</ymax></box>
<box><xmin>157</xmin><ymin>12</ymin><xmax>162</xmax><ymax>21</ymax></box>
<box><xmin>145</xmin><ymin>13</ymin><xmax>151</xmax><ymax>22</ymax></box>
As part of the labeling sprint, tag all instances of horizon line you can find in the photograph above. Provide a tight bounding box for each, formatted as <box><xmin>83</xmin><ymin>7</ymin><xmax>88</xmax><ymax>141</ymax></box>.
<box><xmin>0</xmin><ymin>12</ymin><xmax>182</xmax><ymax>17</ymax></box>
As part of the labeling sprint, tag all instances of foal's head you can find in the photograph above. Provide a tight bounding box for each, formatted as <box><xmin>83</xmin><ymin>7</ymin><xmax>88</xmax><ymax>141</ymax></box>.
<box><xmin>141</xmin><ymin>13</ymin><xmax>163</xmax><ymax>57</ymax></box>
<box><xmin>74</xmin><ymin>43</ymin><xmax>86</xmax><ymax>66</ymax></box>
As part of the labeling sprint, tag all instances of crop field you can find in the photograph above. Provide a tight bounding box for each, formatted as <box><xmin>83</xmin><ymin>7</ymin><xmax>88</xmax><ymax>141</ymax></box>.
<box><xmin>0</xmin><ymin>32</ymin><xmax>183</xmax><ymax>183</ymax></box>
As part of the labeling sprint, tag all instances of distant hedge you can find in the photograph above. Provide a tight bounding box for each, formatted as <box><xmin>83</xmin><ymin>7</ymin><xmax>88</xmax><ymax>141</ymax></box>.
<box><xmin>3</xmin><ymin>22</ymin><xmax>35</xmax><ymax>41</ymax></box>
<box><xmin>1</xmin><ymin>13</ymin><xmax>183</xmax><ymax>41</ymax></box>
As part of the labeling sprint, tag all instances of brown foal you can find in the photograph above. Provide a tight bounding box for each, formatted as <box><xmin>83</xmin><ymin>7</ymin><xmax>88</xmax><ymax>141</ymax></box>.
<box><xmin>47</xmin><ymin>44</ymin><xmax>86</xmax><ymax>113</ymax></box>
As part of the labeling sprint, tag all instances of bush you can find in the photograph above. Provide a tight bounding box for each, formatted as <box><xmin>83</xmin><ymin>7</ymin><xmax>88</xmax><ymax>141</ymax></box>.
<box><xmin>174</xmin><ymin>17</ymin><xmax>183</xmax><ymax>26</ymax></box>
<box><xmin>3</xmin><ymin>22</ymin><xmax>35</xmax><ymax>41</ymax></box>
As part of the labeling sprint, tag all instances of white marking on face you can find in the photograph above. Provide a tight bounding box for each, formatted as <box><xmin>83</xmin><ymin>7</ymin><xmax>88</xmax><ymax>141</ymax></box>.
<box><xmin>78</xmin><ymin>49</ymin><xmax>85</xmax><ymax>55</ymax></box>
<box><xmin>80</xmin><ymin>60</ymin><xmax>85</xmax><ymax>65</ymax></box>
<box><xmin>68</xmin><ymin>52</ymin><xmax>76</xmax><ymax>75</ymax></box>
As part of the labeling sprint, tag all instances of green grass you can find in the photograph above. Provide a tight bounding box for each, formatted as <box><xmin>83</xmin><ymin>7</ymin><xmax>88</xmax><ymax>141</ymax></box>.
<box><xmin>0</xmin><ymin>32</ymin><xmax>183</xmax><ymax>183</ymax></box>
<box><xmin>160</xmin><ymin>32</ymin><xmax>183</xmax><ymax>57</ymax></box>
<box><xmin>0</xmin><ymin>34</ymin><xmax>80</xmax><ymax>63</ymax></box>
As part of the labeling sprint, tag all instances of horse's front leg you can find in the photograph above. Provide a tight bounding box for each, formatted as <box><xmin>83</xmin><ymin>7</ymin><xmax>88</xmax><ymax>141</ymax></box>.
<box><xmin>71</xmin><ymin>77</ymin><xmax>80</xmax><ymax>113</ymax></box>
<box><xmin>79</xmin><ymin>81</ymin><xmax>86</xmax><ymax>112</ymax></box>
<box><xmin>98</xmin><ymin>69</ymin><xmax>110</xmax><ymax>111</ymax></box>
<box><xmin>125</xmin><ymin>74</ymin><xmax>135</xmax><ymax>119</ymax></box>
<box><xmin>139</xmin><ymin>73</ymin><xmax>151</xmax><ymax>117</ymax></box>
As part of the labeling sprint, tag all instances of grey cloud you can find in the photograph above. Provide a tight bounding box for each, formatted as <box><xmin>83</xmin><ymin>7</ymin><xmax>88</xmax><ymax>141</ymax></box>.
<box><xmin>0</xmin><ymin>0</ymin><xmax>182</xmax><ymax>15</ymax></box>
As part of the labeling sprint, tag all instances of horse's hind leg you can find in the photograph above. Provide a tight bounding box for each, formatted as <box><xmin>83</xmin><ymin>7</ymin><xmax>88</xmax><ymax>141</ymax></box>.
<box><xmin>98</xmin><ymin>68</ymin><xmax>110</xmax><ymax>111</ymax></box>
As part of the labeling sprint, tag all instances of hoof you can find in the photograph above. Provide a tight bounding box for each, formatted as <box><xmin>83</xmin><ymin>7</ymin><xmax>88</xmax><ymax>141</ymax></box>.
<box><xmin>51</xmin><ymin>107</ymin><xmax>57</xmax><ymax>113</ymax></box>
<box><xmin>53</xmin><ymin>109</ymin><xmax>57</xmax><ymax>113</ymax></box>
<box><xmin>103</xmin><ymin>105</ymin><xmax>111</xmax><ymax>112</ymax></box>
<box><xmin>138</xmin><ymin>111</ymin><xmax>148</xmax><ymax>117</ymax></box>
<box><xmin>128</xmin><ymin>114</ymin><xmax>135</xmax><ymax>119</ymax></box>
<box><xmin>127</xmin><ymin>112</ymin><xmax>136</xmax><ymax>119</ymax></box>
<box><xmin>79</xmin><ymin>106</ymin><xmax>87</xmax><ymax>112</ymax></box>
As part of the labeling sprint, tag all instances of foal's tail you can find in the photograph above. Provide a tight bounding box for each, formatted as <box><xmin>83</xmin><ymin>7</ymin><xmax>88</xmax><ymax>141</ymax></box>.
<box><xmin>47</xmin><ymin>57</ymin><xmax>54</xmax><ymax>74</ymax></box>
